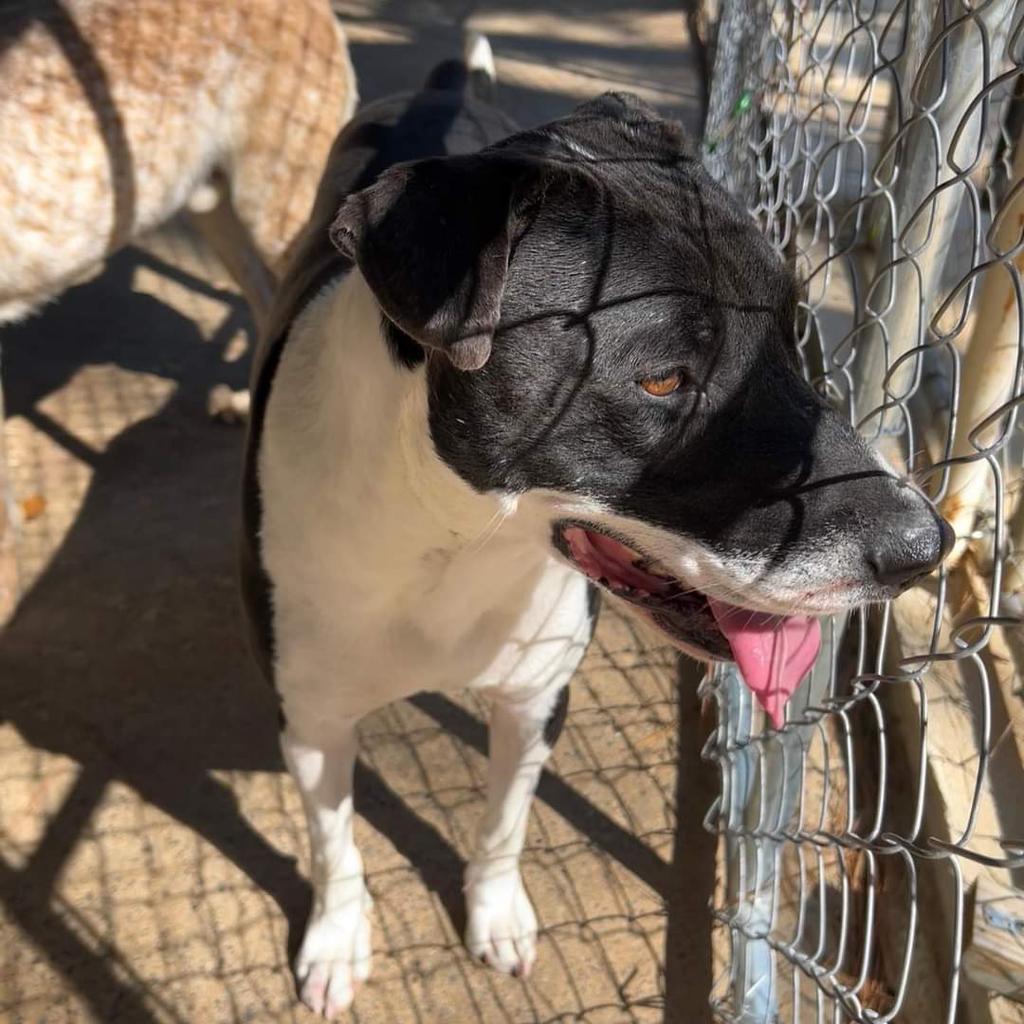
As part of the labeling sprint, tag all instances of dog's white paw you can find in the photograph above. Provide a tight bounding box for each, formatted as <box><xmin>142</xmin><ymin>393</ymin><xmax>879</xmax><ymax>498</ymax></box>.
<box><xmin>465</xmin><ymin>868</ymin><xmax>538</xmax><ymax>977</ymax></box>
<box><xmin>294</xmin><ymin>893</ymin><xmax>372</xmax><ymax>1018</ymax></box>
<box><xmin>207</xmin><ymin>384</ymin><xmax>250</xmax><ymax>425</ymax></box>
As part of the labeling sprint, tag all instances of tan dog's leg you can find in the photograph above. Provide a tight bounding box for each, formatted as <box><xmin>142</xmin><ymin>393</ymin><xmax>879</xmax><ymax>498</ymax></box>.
<box><xmin>188</xmin><ymin>175</ymin><xmax>275</xmax><ymax>327</ymax></box>
<box><xmin>188</xmin><ymin>176</ymin><xmax>273</xmax><ymax>425</ymax></box>
<box><xmin>199</xmin><ymin>4</ymin><xmax>356</xmax><ymax>425</ymax></box>
<box><xmin>194</xmin><ymin>5</ymin><xmax>355</xmax><ymax>427</ymax></box>
<box><xmin>0</xmin><ymin>369</ymin><xmax>20</xmax><ymax>627</ymax></box>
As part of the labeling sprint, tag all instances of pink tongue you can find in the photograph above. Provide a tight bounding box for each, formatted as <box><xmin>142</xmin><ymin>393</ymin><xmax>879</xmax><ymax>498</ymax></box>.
<box><xmin>707</xmin><ymin>598</ymin><xmax>820</xmax><ymax>729</ymax></box>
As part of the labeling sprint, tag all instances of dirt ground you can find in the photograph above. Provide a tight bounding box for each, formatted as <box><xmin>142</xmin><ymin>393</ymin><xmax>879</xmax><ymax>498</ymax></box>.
<box><xmin>0</xmin><ymin>3</ymin><xmax>715</xmax><ymax>1022</ymax></box>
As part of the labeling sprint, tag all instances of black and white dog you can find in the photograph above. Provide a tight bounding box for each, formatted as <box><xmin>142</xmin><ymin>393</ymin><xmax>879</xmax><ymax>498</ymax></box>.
<box><xmin>242</xmin><ymin>35</ymin><xmax>951</xmax><ymax>1018</ymax></box>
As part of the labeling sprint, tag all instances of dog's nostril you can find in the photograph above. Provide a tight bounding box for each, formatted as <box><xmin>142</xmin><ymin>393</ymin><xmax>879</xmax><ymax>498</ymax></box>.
<box><xmin>866</xmin><ymin>515</ymin><xmax>950</xmax><ymax>588</ymax></box>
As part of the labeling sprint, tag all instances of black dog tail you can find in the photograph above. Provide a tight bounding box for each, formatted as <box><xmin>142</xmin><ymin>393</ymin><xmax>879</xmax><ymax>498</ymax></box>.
<box><xmin>423</xmin><ymin>31</ymin><xmax>496</xmax><ymax>103</ymax></box>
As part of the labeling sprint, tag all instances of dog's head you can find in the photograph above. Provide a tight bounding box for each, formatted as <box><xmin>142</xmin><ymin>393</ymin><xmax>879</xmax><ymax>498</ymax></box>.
<box><xmin>331</xmin><ymin>92</ymin><xmax>951</xmax><ymax>721</ymax></box>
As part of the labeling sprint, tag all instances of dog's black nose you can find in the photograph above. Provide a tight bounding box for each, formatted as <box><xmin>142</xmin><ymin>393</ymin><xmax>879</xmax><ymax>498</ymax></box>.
<box><xmin>866</xmin><ymin>513</ymin><xmax>954</xmax><ymax>588</ymax></box>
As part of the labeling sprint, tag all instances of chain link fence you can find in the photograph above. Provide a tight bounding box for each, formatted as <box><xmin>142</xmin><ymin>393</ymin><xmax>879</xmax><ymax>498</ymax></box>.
<box><xmin>703</xmin><ymin>0</ymin><xmax>1024</xmax><ymax>1020</ymax></box>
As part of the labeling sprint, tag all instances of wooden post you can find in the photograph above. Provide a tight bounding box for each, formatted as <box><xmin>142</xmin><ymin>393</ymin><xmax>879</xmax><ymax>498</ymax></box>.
<box><xmin>941</xmin><ymin>135</ymin><xmax>1024</xmax><ymax>562</ymax></box>
<box><xmin>965</xmin><ymin>877</ymin><xmax>1024</xmax><ymax>1001</ymax></box>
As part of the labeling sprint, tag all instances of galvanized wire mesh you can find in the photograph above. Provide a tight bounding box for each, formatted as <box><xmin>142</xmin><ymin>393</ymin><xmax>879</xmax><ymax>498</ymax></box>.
<box><xmin>704</xmin><ymin>0</ymin><xmax>1024</xmax><ymax>1020</ymax></box>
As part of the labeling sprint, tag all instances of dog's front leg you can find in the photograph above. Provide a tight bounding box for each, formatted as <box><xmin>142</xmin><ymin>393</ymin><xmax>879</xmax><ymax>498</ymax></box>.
<box><xmin>282</xmin><ymin>717</ymin><xmax>371</xmax><ymax>1019</ymax></box>
<box><xmin>465</xmin><ymin>682</ymin><xmax>569</xmax><ymax>978</ymax></box>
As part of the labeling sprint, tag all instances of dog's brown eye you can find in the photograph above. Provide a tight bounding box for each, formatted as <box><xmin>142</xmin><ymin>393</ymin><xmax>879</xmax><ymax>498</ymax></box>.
<box><xmin>639</xmin><ymin>372</ymin><xmax>682</xmax><ymax>397</ymax></box>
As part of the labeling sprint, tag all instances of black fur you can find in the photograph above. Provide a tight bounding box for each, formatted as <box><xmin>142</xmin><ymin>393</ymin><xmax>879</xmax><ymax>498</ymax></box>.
<box><xmin>383</xmin><ymin>318</ymin><xmax>426</xmax><ymax>369</ymax></box>
<box><xmin>542</xmin><ymin>685</ymin><xmax>570</xmax><ymax>748</ymax></box>
<box><xmin>331</xmin><ymin>155</ymin><xmax>519</xmax><ymax>370</ymax></box>
<box><xmin>339</xmin><ymin>91</ymin><xmax>948</xmax><ymax>574</ymax></box>
<box><xmin>243</xmin><ymin>67</ymin><xmax>950</xmax><ymax>688</ymax></box>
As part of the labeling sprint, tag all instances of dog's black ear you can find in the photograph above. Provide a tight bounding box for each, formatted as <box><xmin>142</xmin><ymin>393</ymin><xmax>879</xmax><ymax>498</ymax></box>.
<box><xmin>571</xmin><ymin>91</ymin><xmax>662</xmax><ymax>122</ymax></box>
<box><xmin>557</xmin><ymin>91</ymin><xmax>692</xmax><ymax>162</ymax></box>
<box><xmin>330</xmin><ymin>156</ymin><xmax>521</xmax><ymax>371</ymax></box>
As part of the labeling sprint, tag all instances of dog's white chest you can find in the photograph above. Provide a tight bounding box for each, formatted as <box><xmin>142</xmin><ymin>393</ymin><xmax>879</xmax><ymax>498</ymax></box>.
<box><xmin>256</xmin><ymin>274</ymin><xmax>592</xmax><ymax>718</ymax></box>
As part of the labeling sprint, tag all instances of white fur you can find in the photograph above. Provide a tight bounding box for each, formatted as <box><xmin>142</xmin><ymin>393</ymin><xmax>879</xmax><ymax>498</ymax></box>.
<box><xmin>260</xmin><ymin>273</ymin><xmax>593</xmax><ymax>716</ymax></box>
<box><xmin>259</xmin><ymin>270</ymin><xmax>592</xmax><ymax>1014</ymax></box>
<box><xmin>282</xmin><ymin>720</ymin><xmax>371</xmax><ymax>1016</ymax></box>
<box><xmin>543</xmin><ymin>494</ymin><xmax>877</xmax><ymax>616</ymax></box>
<box><xmin>464</xmin><ymin>31</ymin><xmax>496</xmax><ymax>81</ymax></box>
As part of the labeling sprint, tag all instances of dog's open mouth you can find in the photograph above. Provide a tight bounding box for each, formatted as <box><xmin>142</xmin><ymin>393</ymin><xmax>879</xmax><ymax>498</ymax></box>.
<box><xmin>556</xmin><ymin>524</ymin><xmax>821</xmax><ymax>727</ymax></box>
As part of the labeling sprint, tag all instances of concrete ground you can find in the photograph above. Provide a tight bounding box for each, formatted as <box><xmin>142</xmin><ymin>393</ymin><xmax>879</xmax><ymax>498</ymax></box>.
<box><xmin>0</xmin><ymin>4</ymin><xmax>715</xmax><ymax>1022</ymax></box>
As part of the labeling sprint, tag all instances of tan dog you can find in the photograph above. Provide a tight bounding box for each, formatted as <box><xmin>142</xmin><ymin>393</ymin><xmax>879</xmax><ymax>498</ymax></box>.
<box><xmin>0</xmin><ymin>0</ymin><xmax>357</xmax><ymax>622</ymax></box>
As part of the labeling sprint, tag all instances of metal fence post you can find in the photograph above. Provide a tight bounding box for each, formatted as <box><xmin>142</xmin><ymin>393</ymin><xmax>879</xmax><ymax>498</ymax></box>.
<box><xmin>710</xmin><ymin>632</ymin><xmax>842</xmax><ymax>1022</ymax></box>
<box><xmin>703</xmin><ymin>0</ymin><xmax>766</xmax><ymax>195</ymax></box>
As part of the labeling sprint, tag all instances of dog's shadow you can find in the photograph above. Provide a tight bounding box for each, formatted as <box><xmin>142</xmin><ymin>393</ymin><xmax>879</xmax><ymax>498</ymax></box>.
<box><xmin>0</xmin><ymin>247</ymin><xmax>481</xmax><ymax>1012</ymax></box>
